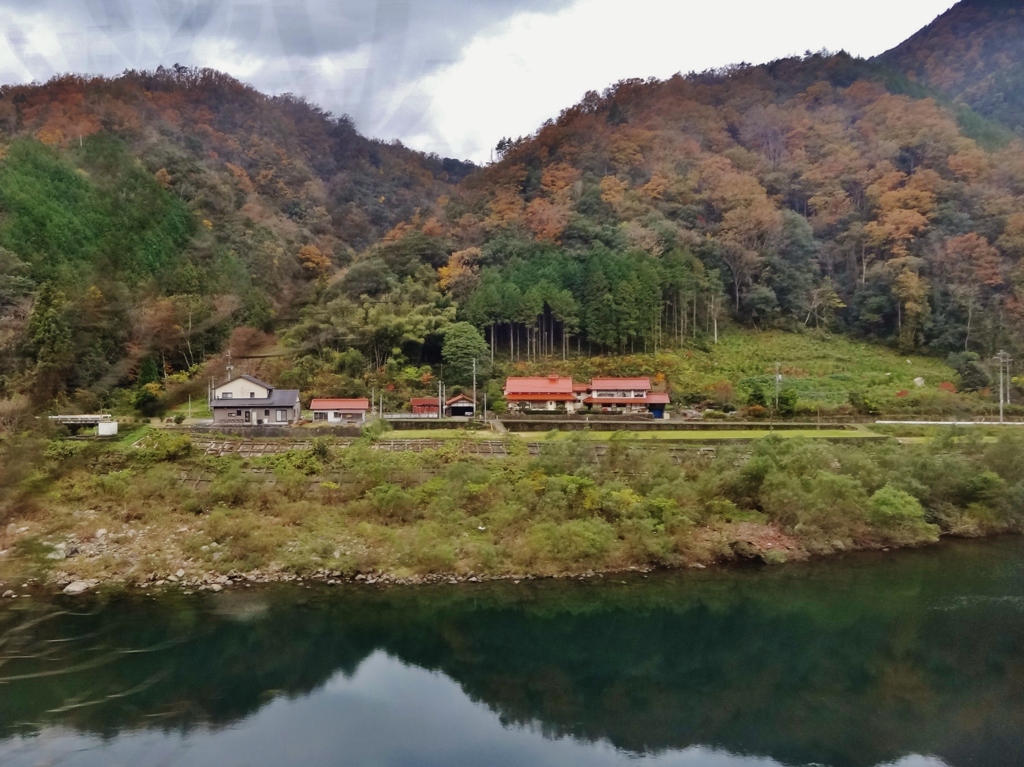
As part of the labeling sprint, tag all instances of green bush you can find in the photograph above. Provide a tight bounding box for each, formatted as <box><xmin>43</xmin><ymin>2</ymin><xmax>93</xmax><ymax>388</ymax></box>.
<box><xmin>43</xmin><ymin>440</ymin><xmax>88</xmax><ymax>462</ymax></box>
<box><xmin>777</xmin><ymin>388</ymin><xmax>798</xmax><ymax>416</ymax></box>
<box><xmin>205</xmin><ymin>465</ymin><xmax>252</xmax><ymax>507</ymax></box>
<box><xmin>869</xmin><ymin>484</ymin><xmax>927</xmax><ymax>528</ymax></box>
<box><xmin>366</xmin><ymin>482</ymin><xmax>417</xmax><ymax>521</ymax></box>
<box><xmin>525</xmin><ymin>519</ymin><xmax>617</xmax><ymax>566</ymax></box>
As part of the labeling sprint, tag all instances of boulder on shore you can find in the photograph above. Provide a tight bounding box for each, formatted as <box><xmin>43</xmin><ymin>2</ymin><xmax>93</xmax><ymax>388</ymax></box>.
<box><xmin>63</xmin><ymin>580</ymin><xmax>92</xmax><ymax>595</ymax></box>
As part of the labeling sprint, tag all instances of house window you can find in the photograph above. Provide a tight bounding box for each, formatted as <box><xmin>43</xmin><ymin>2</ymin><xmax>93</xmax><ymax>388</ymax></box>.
<box><xmin>235</xmin><ymin>409</ymin><xmax>242</xmax><ymax>417</ymax></box>
<box><xmin>276</xmin><ymin>410</ymin><xmax>287</xmax><ymax>422</ymax></box>
<box><xmin>314</xmin><ymin>412</ymin><xmax>327</xmax><ymax>421</ymax></box>
<box><xmin>250</xmin><ymin>392</ymin><xmax>256</xmax><ymax>398</ymax></box>
<box><xmin>222</xmin><ymin>393</ymin><xmax>233</xmax><ymax>399</ymax></box>
<box><xmin>244</xmin><ymin>411</ymin><xmax>251</xmax><ymax>423</ymax></box>
<box><xmin>334</xmin><ymin>412</ymin><xmax>343</xmax><ymax>419</ymax></box>
<box><xmin>265</xmin><ymin>410</ymin><xmax>270</xmax><ymax>416</ymax></box>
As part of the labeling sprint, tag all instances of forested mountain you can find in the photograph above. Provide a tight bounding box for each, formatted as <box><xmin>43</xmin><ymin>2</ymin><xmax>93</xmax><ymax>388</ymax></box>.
<box><xmin>328</xmin><ymin>50</ymin><xmax>1024</xmax><ymax>373</ymax></box>
<box><xmin>0</xmin><ymin>67</ymin><xmax>471</xmax><ymax>405</ymax></box>
<box><xmin>7</xmin><ymin>4</ymin><xmax>1024</xmax><ymax>413</ymax></box>
<box><xmin>880</xmin><ymin>0</ymin><xmax>1024</xmax><ymax>132</ymax></box>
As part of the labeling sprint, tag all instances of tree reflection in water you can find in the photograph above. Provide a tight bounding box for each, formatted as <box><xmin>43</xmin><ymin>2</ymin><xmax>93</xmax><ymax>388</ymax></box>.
<box><xmin>0</xmin><ymin>539</ymin><xmax>1021</xmax><ymax>767</ymax></box>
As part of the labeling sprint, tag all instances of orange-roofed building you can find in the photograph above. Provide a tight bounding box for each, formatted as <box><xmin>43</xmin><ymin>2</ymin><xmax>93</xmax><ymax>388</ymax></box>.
<box><xmin>310</xmin><ymin>398</ymin><xmax>371</xmax><ymax>425</ymax></box>
<box><xmin>504</xmin><ymin>376</ymin><xmax>577</xmax><ymax>413</ymax></box>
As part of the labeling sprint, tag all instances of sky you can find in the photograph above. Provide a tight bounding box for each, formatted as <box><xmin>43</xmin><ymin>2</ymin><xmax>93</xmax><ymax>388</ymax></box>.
<box><xmin>0</xmin><ymin>0</ymin><xmax>959</xmax><ymax>163</ymax></box>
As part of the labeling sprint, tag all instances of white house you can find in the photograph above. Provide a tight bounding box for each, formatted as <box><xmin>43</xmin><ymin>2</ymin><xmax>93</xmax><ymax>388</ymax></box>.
<box><xmin>211</xmin><ymin>375</ymin><xmax>301</xmax><ymax>426</ymax></box>
<box><xmin>310</xmin><ymin>398</ymin><xmax>371</xmax><ymax>425</ymax></box>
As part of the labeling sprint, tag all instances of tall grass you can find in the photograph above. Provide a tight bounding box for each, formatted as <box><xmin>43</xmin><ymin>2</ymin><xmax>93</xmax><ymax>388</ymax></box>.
<box><xmin>4</xmin><ymin>430</ymin><xmax>1024</xmax><ymax>579</ymax></box>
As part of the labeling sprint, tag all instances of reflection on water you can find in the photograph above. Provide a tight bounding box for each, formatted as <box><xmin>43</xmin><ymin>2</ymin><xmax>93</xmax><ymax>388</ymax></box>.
<box><xmin>0</xmin><ymin>539</ymin><xmax>1022</xmax><ymax>767</ymax></box>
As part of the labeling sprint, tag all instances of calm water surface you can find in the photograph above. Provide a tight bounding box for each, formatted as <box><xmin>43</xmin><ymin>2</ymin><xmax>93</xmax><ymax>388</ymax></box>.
<box><xmin>1</xmin><ymin>539</ymin><xmax>1023</xmax><ymax>767</ymax></box>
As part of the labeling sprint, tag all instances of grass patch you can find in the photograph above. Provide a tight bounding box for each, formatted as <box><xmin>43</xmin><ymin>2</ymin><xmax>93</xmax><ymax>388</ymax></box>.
<box><xmin>379</xmin><ymin>429</ymin><xmax>495</xmax><ymax>440</ymax></box>
<box><xmin>503</xmin><ymin>328</ymin><xmax>977</xmax><ymax>416</ymax></box>
<box><xmin>539</xmin><ymin>429</ymin><xmax>882</xmax><ymax>442</ymax></box>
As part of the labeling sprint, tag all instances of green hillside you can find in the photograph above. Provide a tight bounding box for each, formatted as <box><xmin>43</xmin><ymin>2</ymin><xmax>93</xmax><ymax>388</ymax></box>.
<box><xmin>3</xmin><ymin>31</ymin><xmax>1024</xmax><ymax>415</ymax></box>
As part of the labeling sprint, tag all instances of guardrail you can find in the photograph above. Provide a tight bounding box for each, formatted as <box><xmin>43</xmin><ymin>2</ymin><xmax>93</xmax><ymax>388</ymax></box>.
<box><xmin>49</xmin><ymin>414</ymin><xmax>112</xmax><ymax>424</ymax></box>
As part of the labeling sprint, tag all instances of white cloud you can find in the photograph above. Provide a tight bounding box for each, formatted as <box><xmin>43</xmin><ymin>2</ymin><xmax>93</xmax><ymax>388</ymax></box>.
<box><xmin>399</xmin><ymin>0</ymin><xmax>958</xmax><ymax>162</ymax></box>
<box><xmin>0</xmin><ymin>0</ymin><xmax>959</xmax><ymax>163</ymax></box>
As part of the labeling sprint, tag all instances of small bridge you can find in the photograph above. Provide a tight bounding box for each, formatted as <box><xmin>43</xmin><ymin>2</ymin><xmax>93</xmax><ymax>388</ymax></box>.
<box><xmin>49</xmin><ymin>414</ymin><xmax>117</xmax><ymax>435</ymax></box>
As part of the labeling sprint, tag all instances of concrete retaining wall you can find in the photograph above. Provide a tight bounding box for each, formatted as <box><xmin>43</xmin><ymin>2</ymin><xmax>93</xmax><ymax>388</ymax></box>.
<box><xmin>184</xmin><ymin>424</ymin><xmax>363</xmax><ymax>439</ymax></box>
<box><xmin>498</xmin><ymin>419</ymin><xmax>856</xmax><ymax>433</ymax></box>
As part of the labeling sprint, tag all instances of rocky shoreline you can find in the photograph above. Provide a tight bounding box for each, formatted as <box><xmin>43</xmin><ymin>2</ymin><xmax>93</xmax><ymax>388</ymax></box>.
<box><xmin>0</xmin><ymin>505</ymin><xmax>994</xmax><ymax>601</ymax></box>
<box><xmin>0</xmin><ymin>538</ymin><xmax>945</xmax><ymax>600</ymax></box>
<box><xmin>3</xmin><ymin>563</ymin><xmax>675</xmax><ymax>599</ymax></box>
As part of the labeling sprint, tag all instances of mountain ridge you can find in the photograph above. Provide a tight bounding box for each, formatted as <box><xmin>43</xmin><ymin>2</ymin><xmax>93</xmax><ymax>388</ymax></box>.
<box><xmin>4</xmin><ymin>9</ymin><xmax>1024</xmax><ymax>412</ymax></box>
<box><xmin>879</xmin><ymin>0</ymin><xmax>1024</xmax><ymax>131</ymax></box>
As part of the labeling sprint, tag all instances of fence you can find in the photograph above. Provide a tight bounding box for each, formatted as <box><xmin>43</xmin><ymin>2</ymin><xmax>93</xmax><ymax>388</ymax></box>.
<box><xmin>497</xmin><ymin>418</ymin><xmax>858</xmax><ymax>433</ymax></box>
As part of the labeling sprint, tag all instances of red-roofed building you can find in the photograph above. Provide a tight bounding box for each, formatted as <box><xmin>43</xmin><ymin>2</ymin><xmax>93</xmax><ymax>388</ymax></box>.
<box><xmin>644</xmin><ymin>392</ymin><xmax>671</xmax><ymax>419</ymax></box>
<box><xmin>577</xmin><ymin>378</ymin><xmax>671</xmax><ymax>418</ymax></box>
<box><xmin>584</xmin><ymin>378</ymin><xmax>652</xmax><ymax>413</ymax></box>
<box><xmin>446</xmin><ymin>393</ymin><xmax>476</xmax><ymax>418</ymax></box>
<box><xmin>310</xmin><ymin>398</ymin><xmax>371</xmax><ymax>425</ymax></box>
<box><xmin>410</xmin><ymin>397</ymin><xmax>441</xmax><ymax>416</ymax></box>
<box><xmin>504</xmin><ymin>376</ymin><xmax>577</xmax><ymax>412</ymax></box>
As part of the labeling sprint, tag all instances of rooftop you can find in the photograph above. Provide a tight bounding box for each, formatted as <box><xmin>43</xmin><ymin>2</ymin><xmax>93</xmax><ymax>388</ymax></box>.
<box><xmin>504</xmin><ymin>376</ymin><xmax>575</xmax><ymax>395</ymax></box>
<box><xmin>216</xmin><ymin>374</ymin><xmax>273</xmax><ymax>390</ymax></box>
<box><xmin>211</xmin><ymin>389</ymin><xmax>300</xmax><ymax>409</ymax></box>
<box><xmin>590</xmin><ymin>377</ymin><xmax>652</xmax><ymax>390</ymax></box>
<box><xmin>310</xmin><ymin>398</ymin><xmax>370</xmax><ymax>411</ymax></box>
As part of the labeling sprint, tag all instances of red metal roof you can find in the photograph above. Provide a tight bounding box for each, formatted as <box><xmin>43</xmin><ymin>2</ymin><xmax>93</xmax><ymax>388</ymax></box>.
<box><xmin>504</xmin><ymin>376</ymin><xmax>574</xmax><ymax>396</ymax></box>
<box><xmin>410</xmin><ymin>397</ymin><xmax>440</xmax><ymax>407</ymax></box>
<box><xmin>505</xmin><ymin>393</ymin><xmax>577</xmax><ymax>402</ymax></box>
<box><xmin>645</xmin><ymin>392</ymin><xmax>671</xmax><ymax>405</ymax></box>
<box><xmin>573</xmin><ymin>383</ymin><xmax>590</xmax><ymax>392</ymax></box>
<box><xmin>584</xmin><ymin>397</ymin><xmax>649</xmax><ymax>405</ymax></box>
<box><xmin>310</xmin><ymin>398</ymin><xmax>370</xmax><ymax>411</ymax></box>
<box><xmin>446</xmin><ymin>394</ymin><xmax>474</xmax><ymax>405</ymax></box>
<box><xmin>590</xmin><ymin>377</ymin><xmax>652</xmax><ymax>391</ymax></box>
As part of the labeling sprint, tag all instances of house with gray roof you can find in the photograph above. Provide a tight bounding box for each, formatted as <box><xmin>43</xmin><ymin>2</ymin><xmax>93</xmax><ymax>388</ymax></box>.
<box><xmin>211</xmin><ymin>375</ymin><xmax>301</xmax><ymax>426</ymax></box>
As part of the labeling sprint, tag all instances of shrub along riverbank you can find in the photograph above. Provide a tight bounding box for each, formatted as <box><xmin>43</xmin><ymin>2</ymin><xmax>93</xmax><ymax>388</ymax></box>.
<box><xmin>0</xmin><ymin>428</ymin><xmax>1022</xmax><ymax>590</ymax></box>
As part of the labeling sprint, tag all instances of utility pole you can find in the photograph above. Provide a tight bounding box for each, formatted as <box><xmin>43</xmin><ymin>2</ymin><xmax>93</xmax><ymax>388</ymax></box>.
<box><xmin>999</xmin><ymin>350</ymin><xmax>1005</xmax><ymax>424</ymax></box>
<box><xmin>770</xmin><ymin>361</ymin><xmax>781</xmax><ymax>434</ymax></box>
<box><xmin>472</xmin><ymin>359</ymin><xmax>477</xmax><ymax>422</ymax></box>
<box><xmin>775</xmin><ymin>361</ymin><xmax>781</xmax><ymax>413</ymax></box>
<box><xmin>997</xmin><ymin>350</ymin><xmax>1013</xmax><ymax>424</ymax></box>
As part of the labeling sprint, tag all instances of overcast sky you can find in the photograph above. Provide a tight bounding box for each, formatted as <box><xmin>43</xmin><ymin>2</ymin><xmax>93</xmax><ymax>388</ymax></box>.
<box><xmin>0</xmin><ymin>0</ymin><xmax>958</xmax><ymax>163</ymax></box>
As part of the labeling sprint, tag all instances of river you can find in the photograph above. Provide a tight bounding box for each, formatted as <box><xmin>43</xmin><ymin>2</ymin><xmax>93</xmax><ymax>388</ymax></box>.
<box><xmin>0</xmin><ymin>539</ymin><xmax>1022</xmax><ymax>767</ymax></box>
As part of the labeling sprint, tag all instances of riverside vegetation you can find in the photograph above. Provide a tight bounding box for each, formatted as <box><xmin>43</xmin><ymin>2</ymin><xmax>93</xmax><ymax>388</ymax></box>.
<box><xmin>1</xmin><ymin>427</ymin><xmax>1022</xmax><ymax>589</ymax></box>
<box><xmin>6</xmin><ymin>2</ymin><xmax>1024</xmax><ymax>592</ymax></box>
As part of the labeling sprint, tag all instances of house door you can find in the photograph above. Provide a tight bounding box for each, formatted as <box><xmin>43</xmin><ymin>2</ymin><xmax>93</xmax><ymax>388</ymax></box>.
<box><xmin>244</xmin><ymin>411</ymin><xmax>251</xmax><ymax>423</ymax></box>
